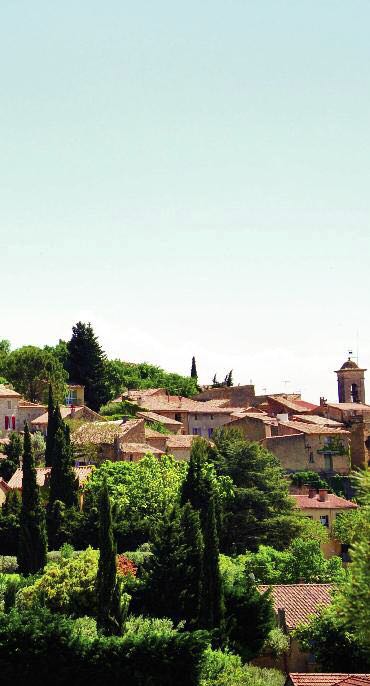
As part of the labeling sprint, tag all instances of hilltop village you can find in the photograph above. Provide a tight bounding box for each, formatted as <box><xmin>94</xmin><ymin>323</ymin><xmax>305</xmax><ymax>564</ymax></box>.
<box><xmin>0</xmin><ymin>325</ymin><xmax>368</xmax><ymax>684</ymax></box>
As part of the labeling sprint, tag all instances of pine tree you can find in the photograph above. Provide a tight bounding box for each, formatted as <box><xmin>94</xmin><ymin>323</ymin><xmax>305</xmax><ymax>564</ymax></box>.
<box><xmin>226</xmin><ymin>370</ymin><xmax>233</xmax><ymax>387</ymax></box>
<box><xmin>200</xmin><ymin>491</ymin><xmax>224</xmax><ymax>631</ymax></box>
<box><xmin>67</xmin><ymin>322</ymin><xmax>108</xmax><ymax>411</ymax></box>
<box><xmin>96</xmin><ymin>479</ymin><xmax>123</xmax><ymax>635</ymax></box>
<box><xmin>45</xmin><ymin>384</ymin><xmax>56</xmax><ymax>467</ymax></box>
<box><xmin>17</xmin><ymin>422</ymin><xmax>47</xmax><ymax>575</ymax></box>
<box><xmin>191</xmin><ymin>356</ymin><xmax>198</xmax><ymax>379</ymax></box>
<box><xmin>48</xmin><ymin>419</ymin><xmax>79</xmax><ymax>510</ymax></box>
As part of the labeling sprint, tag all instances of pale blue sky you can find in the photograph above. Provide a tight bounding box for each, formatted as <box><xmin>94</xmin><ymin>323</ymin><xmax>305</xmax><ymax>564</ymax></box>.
<box><xmin>1</xmin><ymin>1</ymin><xmax>370</xmax><ymax>401</ymax></box>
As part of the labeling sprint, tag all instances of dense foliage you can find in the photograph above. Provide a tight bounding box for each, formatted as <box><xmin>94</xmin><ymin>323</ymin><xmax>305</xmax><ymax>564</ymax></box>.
<box><xmin>210</xmin><ymin>429</ymin><xmax>301</xmax><ymax>553</ymax></box>
<box><xmin>0</xmin><ymin>607</ymin><xmax>208</xmax><ymax>686</ymax></box>
<box><xmin>220</xmin><ymin>538</ymin><xmax>346</xmax><ymax>585</ymax></box>
<box><xmin>1</xmin><ymin>346</ymin><xmax>67</xmax><ymax>403</ymax></box>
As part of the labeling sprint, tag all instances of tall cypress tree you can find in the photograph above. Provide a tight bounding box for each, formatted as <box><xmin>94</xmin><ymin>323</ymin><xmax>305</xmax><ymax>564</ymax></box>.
<box><xmin>67</xmin><ymin>321</ymin><xmax>108</xmax><ymax>411</ymax></box>
<box><xmin>181</xmin><ymin>438</ymin><xmax>224</xmax><ymax>632</ymax></box>
<box><xmin>191</xmin><ymin>356</ymin><xmax>198</xmax><ymax>379</ymax></box>
<box><xmin>96</xmin><ymin>479</ymin><xmax>123</xmax><ymax>635</ymax></box>
<box><xmin>180</xmin><ymin>438</ymin><xmax>210</xmax><ymax>515</ymax></box>
<box><xmin>145</xmin><ymin>503</ymin><xmax>204</xmax><ymax>628</ymax></box>
<box><xmin>48</xmin><ymin>419</ymin><xmax>79</xmax><ymax>510</ymax></box>
<box><xmin>17</xmin><ymin>422</ymin><xmax>47</xmax><ymax>575</ymax></box>
<box><xmin>45</xmin><ymin>384</ymin><xmax>56</xmax><ymax>468</ymax></box>
<box><xmin>200</xmin><ymin>491</ymin><xmax>224</xmax><ymax>631</ymax></box>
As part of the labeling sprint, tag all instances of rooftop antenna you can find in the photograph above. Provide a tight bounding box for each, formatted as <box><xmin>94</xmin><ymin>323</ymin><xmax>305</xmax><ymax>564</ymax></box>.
<box><xmin>282</xmin><ymin>380</ymin><xmax>291</xmax><ymax>391</ymax></box>
<box><xmin>356</xmin><ymin>329</ymin><xmax>359</xmax><ymax>365</ymax></box>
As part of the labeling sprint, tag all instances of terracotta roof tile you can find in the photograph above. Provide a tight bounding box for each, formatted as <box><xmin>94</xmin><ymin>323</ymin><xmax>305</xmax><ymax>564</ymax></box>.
<box><xmin>292</xmin><ymin>414</ymin><xmax>343</xmax><ymax>427</ymax></box>
<box><xmin>0</xmin><ymin>385</ymin><xmax>21</xmax><ymax>398</ymax></box>
<box><xmin>267</xmin><ymin>396</ymin><xmax>318</xmax><ymax>413</ymax></box>
<box><xmin>166</xmin><ymin>434</ymin><xmax>197</xmax><ymax>448</ymax></box>
<box><xmin>72</xmin><ymin>419</ymin><xmax>143</xmax><ymax>445</ymax></box>
<box><xmin>279</xmin><ymin>420</ymin><xmax>349</xmax><ymax>435</ymax></box>
<box><xmin>120</xmin><ymin>443</ymin><xmax>164</xmax><ymax>455</ymax></box>
<box><xmin>293</xmin><ymin>493</ymin><xmax>357</xmax><ymax>510</ymax></box>
<box><xmin>288</xmin><ymin>675</ymin><xmax>370</xmax><ymax>686</ymax></box>
<box><xmin>8</xmin><ymin>466</ymin><xmax>93</xmax><ymax>489</ymax></box>
<box><xmin>137</xmin><ymin>411</ymin><xmax>183</xmax><ymax>426</ymax></box>
<box><xmin>258</xmin><ymin>584</ymin><xmax>333</xmax><ymax>631</ymax></box>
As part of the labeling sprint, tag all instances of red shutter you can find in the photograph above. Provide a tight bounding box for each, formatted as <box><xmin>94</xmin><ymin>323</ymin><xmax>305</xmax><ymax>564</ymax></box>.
<box><xmin>12</xmin><ymin>416</ymin><xmax>16</xmax><ymax>430</ymax></box>
<box><xmin>4</xmin><ymin>416</ymin><xmax>9</xmax><ymax>430</ymax></box>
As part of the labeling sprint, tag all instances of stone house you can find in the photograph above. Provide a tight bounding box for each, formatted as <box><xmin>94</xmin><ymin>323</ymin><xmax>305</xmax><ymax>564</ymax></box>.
<box><xmin>292</xmin><ymin>488</ymin><xmax>357</xmax><ymax>558</ymax></box>
<box><xmin>165</xmin><ymin>434</ymin><xmax>198</xmax><ymax>460</ymax></box>
<box><xmin>31</xmin><ymin>405</ymin><xmax>102</xmax><ymax>434</ymax></box>
<box><xmin>264</xmin><ymin>422</ymin><xmax>350</xmax><ymax>475</ymax></box>
<box><xmin>0</xmin><ymin>386</ymin><xmax>22</xmax><ymax>432</ymax></box>
<box><xmin>254</xmin><ymin>584</ymin><xmax>333</xmax><ymax>673</ymax></box>
<box><xmin>137</xmin><ymin>410</ymin><xmax>183</xmax><ymax>434</ymax></box>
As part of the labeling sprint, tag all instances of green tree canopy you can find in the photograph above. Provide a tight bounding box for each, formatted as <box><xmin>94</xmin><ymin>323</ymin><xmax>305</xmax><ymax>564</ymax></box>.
<box><xmin>210</xmin><ymin>429</ymin><xmax>300</xmax><ymax>553</ymax></box>
<box><xmin>3</xmin><ymin>346</ymin><xmax>67</xmax><ymax>403</ymax></box>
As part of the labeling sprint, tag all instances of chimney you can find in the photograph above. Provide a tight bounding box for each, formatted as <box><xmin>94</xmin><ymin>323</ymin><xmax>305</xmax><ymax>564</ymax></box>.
<box><xmin>318</xmin><ymin>488</ymin><xmax>328</xmax><ymax>502</ymax></box>
<box><xmin>308</xmin><ymin>487</ymin><xmax>316</xmax><ymax>498</ymax></box>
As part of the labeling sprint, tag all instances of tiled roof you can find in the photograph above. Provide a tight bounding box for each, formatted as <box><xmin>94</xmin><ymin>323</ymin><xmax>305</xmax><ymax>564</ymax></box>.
<box><xmin>140</xmin><ymin>396</ymin><xmax>245</xmax><ymax>414</ymax></box>
<box><xmin>18</xmin><ymin>400</ymin><xmax>47</xmax><ymax>409</ymax></box>
<box><xmin>120</xmin><ymin>443</ymin><xmax>164</xmax><ymax>455</ymax></box>
<box><xmin>166</xmin><ymin>434</ymin><xmax>197</xmax><ymax>448</ymax></box>
<box><xmin>293</xmin><ymin>493</ymin><xmax>357</xmax><ymax>510</ymax></box>
<box><xmin>292</xmin><ymin>414</ymin><xmax>343</xmax><ymax>427</ymax></box>
<box><xmin>230</xmin><ymin>411</ymin><xmax>278</xmax><ymax>425</ymax></box>
<box><xmin>0</xmin><ymin>385</ymin><xmax>21</xmax><ymax>398</ymax></box>
<box><xmin>267</xmin><ymin>396</ymin><xmax>318</xmax><ymax>413</ymax></box>
<box><xmin>72</xmin><ymin>419</ymin><xmax>143</xmax><ymax>445</ymax></box>
<box><xmin>144</xmin><ymin>427</ymin><xmax>166</xmax><ymax>438</ymax></box>
<box><xmin>32</xmin><ymin>406</ymin><xmax>84</xmax><ymax>425</ymax></box>
<box><xmin>279</xmin><ymin>420</ymin><xmax>349</xmax><ymax>436</ymax></box>
<box><xmin>323</xmin><ymin>403</ymin><xmax>370</xmax><ymax>412</ymax></box>
<box><xmin>258</xmin><ymin>584</ymin><xmax>332</xmax><ymax>631</ymax></box>
<box><xmin>137</xmin><ymin>411</ymin><xmax>183</xmax><ymax>426</ymax></box>
<box><xmin>8</xmin><ymin>466</ymin><xmax>93</xmax><ymax>489</ymax></box>
<box><xmin>288</xmin><ymin>675</ymin><xmax>370</xmax><ymax>686</ymax></box>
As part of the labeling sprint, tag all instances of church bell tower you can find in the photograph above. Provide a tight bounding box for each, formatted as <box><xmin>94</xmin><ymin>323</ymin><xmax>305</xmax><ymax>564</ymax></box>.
<box><xmin>335</xmin><ymin>356</ymin><xmax>367</xmax><ymax>404</ymax></box>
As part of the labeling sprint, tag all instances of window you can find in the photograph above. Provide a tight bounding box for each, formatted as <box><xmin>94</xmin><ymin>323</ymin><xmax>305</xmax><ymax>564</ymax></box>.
<box><xmin>11</xmin><ymin>416</ymin><xmax>15</xmax><ymax>430</ymax></box>
<box><xmin>319</xmin><ymin>515</ymin><xmax>329</xmax><ymax>527</ymax></box>
<box><xmin>175</xmin><ymin>413</ymin><xmax>182</xmax><ymax>422</ymax></box>
<box><xmin>66</xmin><ymin>389</ymin><xmax>78</xmax><ymax>406</ymax></box>
<box><xmin>208</xmin><ymin>428</ymin><xmax>214</xmax><ymax>438</ymax></box>
<box><xmin>194</xmin><ymin>413</ymin><xmax>198</xmax><ymax>420</ymax></box>
<box><xmin>192</xmin><ymin>428</ymin><xmax>200</xmax><ymax>436</ymax></box>
<box><xmin>309</xmin><ymin>451</ymin><xmax>314</xmax><ymax>463</ymax></box>
<box><xmin>7</xmin><ymin>401</ymin><xmax>11</xmax><ymax>410</ymax></box>
<box><xmin>4</xmin><ymin>416</ymin><xmax>9</xmax><ymax>430</ymax></box>
<box><xmin>210</xmin><ymin>414</ymin><xmax>214</xmax><ymax>420</ymax></box>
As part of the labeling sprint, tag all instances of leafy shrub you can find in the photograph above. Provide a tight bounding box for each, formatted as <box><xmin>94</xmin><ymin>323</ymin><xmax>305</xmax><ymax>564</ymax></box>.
<box><xmin>0</xmin><ymin>556</ymin><xmax>18</xmax><ymax>574</ymax></box>
<box><xmin>0</xmin><ymin>607</ymin><xmax>208</xmax><ymax>686</ymax></box>
<box><xmin>116</xmin><ymin>554</ymin><xmax>137</xmax><ymax>578</ymax></box>
<box><xmin>263</xmin><ymin>628</ymin><xmax>290</xmax><ymax>658</ymax></box>
<box><xmin>200</xmin><ymin>648</ymin><xmax>284</xmax><ymax>686</ymax></box>
<box><xmin>16</xmin><ymin>547</ymin><xmax>99</xmax><ymax>617</ymax></box>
